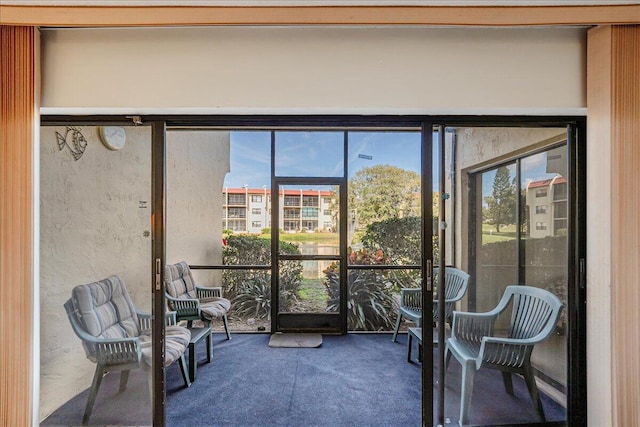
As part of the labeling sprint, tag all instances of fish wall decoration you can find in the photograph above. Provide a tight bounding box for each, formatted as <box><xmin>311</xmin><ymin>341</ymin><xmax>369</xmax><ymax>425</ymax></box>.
<box><xmin>55</xmin><ymin>126</ymin><xmax>88</xmax><ymax>161</ymax></box>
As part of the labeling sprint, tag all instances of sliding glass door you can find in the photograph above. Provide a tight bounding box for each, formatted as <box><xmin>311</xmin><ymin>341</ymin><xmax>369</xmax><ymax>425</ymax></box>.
<box><xmin>40</xmin><ymin>116</ymin><xmax>585</xmax><ymax>427</ymax></box>
<box><xmin>39</xmin><ymin>122</ymin><xmax>161</xmax><ymax>425</ymax></box>
<box><xmin>431</xmin><ymin>124</ymin><xmax>584</xmax><ymax>426</ymax></box>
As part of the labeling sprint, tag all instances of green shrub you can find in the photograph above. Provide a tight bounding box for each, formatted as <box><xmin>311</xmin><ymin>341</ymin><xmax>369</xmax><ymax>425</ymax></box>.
<box><xmin>323</xmin><ymin>248</ymin><xmax>397</xmax><ymax>331</ymax></box>
<box><xmin>261</xmin><ymin>227</ymin><xmax>271</xmax><ymax>234</ymax></box>
<box><xmin>478</xmin><ymin>235</ymin><xmax>568</xmax><ymax>330</ymax></box>
<box><xmin>361</xmin><ymin>217</ymin><xmax>422</xmax><ymax>264</ymax></box>
<box><xmin>223</xmin><ymin>234</ymin><xmax>302</xmax><ymax>319</ymax></box>
<box><xmin>231</xmin><ymin>276</ymin><xmax>271</xmax><ymax>320</ymax></box>
<box><xmin>360</xmin><ymin>216</ymin><xmax>436</xmax><ymax>291</ymax></box>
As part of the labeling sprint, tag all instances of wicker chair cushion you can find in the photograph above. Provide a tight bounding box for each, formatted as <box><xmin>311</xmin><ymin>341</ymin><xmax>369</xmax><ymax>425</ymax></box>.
<box><xmin>72</xmin><ymin>276</ymin><xmax>140</xmax><ymax>360</ymax></box>
<box><xmin>200</xmin><ymin>297</ymin><xmax>232</xmax><ymax>320</ymax></box>
<box><xmin>164</xmin><ymin>261</ymin><xmax>198</xmax><ymax>299</ymax></box>
<box><xmin>139</xmin><ymin>325</ymin><xmax>191</xmax><ymax>367</ymax></box>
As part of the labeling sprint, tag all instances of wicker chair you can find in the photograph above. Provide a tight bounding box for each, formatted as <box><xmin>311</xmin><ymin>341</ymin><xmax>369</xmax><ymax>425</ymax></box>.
<box><xmin>165</xmin><ymin>261</ymin><xmax>231</xmax><ymax>340</ymax></box>
<box><xmin>445</xmin><ymin>285</ymin><xmax>564</xmax><ymax>425</ymax></box>
<box><xmin>64</xmin><ymin>275</ymin><xmax>191</xmax><ymax>425</ymax></box>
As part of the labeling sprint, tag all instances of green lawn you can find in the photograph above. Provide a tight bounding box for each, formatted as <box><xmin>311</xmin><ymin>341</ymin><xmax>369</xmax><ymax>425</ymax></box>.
<box><xmin>295</xmin><ymin>278</ymin><xmax>328</xmax><ymax>312</ymax></box>
<box><xmin>260</xmin><ymin>232</ymin><xmax>339</xmax><ymax>244</ymax></box>
<box><xmin>481</xmin><ymin>223</ymin><xmax>517</xmax><ymax>244</ymax></box>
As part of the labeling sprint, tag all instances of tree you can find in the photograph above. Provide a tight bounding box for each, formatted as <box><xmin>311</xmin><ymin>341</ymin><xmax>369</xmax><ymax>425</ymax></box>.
<box><xmin>484</xmin><ymin>166</ymin><xmax>516</xmax><ymax>232</ymax></box>
<box><xmin>349</xmin><ymin>165</ymin><xmax>420</xmax><ymax>228</ymax></box>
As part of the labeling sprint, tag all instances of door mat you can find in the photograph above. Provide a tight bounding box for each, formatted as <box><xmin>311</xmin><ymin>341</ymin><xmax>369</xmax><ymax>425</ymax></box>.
<box><xmin>268</xmin><ymin>333</ymin><xmax>323</xmax><ymax>348</ymax></box>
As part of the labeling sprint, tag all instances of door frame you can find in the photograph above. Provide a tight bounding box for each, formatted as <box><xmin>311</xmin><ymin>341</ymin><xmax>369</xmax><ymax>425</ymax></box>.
<box><xmin>433</xmin><ymin>119</ymin><xmax>587</xmax><ymax>427</ymax></box>
<box><xmin>40</xmin><ymin>114</ymin><xmax>586</xmax><ymax>427</ymax></box>
<box><xmin>271</xmin><ymin>177</ymin><xmax>347</xmax><ymax>334</ymax></box>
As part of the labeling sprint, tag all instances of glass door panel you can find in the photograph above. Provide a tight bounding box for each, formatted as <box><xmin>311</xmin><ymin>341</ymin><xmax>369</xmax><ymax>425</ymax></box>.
<box><xmin>346</xmin><ymin>131</ymin><xmax>422</xmax><ymax>332</ymax></box>
<box><xmin>520</xmin><ymin>145</ymin><xmax>569</xmax><ymax>397</ymax></box>
<box><xmin>39</xmin><ymin>123</ymin><xmax>155</xmax><ymax>426</ymax></box>
<box><xmin>473</xmin><ymin>162</ymin><xmax>519</xmax><ymax>319</ymax></box>
<box><xmin>451</xmin><ymin>126</ymin><xmax>569</xmax><ymax>426</ymax></box>
<box><xmin>432</xmin><ymin>125</ymin><xmax>446</xmax><ymax>427</ymax></box>
<box><xmin>274</xmin><ymin>131</ymin><xmax>344</xmax><ymax>177</ymax></box>
<box><xmin>167</xmin><ymin>130</ymin><xmax>273</xmax><ymax>333</ymax></box>
<box><xmin>275</xmin><ymin>183</ymin><xmax>342</xmax><ymax>332</ymax></box>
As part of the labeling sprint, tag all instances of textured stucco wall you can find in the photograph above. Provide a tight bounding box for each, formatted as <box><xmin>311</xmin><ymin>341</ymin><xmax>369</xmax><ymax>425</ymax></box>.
<box><xmin>39</xmin><ymin>127</ymin><xmax>231</xmax><ymax>420</ymax></box>
<box><xmin>166</xmin><ymin>130</ymin><xmax>230</xmax><ymax>287</ymax></box>
<box><xmin>39</xmin><ymin>125</ymin><xmax>153</xmax><ymax>420</ymax></box>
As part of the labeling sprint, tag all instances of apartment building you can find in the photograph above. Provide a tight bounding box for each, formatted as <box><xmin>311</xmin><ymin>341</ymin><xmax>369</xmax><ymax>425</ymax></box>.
<box><xmin>223</xmin><ymin>188</ymin><xmax>335</xmax><ymax>234</ymax></box>
<box><xmin>526</xmin><ymin>176</ymin><xmax>568</xmax><ymax>238</ymax></box>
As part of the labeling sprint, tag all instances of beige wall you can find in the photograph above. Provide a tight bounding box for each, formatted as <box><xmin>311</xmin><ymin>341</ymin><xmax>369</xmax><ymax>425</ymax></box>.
<box><xmin>166</xmin><ymin>130</ymin><xmax>230</xmax><ymax>286</ymax></box>
<box><xmin>40</xmin><ymin>26</ymin><xmax>586</xmax><ymax>114</ymax></box>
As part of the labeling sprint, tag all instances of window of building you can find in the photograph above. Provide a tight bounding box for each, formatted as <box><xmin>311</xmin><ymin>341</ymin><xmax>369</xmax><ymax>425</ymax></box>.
<box><xmin>323</xmin><ymin>209</ymin><xmax>331</xmax><ymax>216</ymax></box>
<box><xmin>284</xmin><ymin>208</ymin><xmax>299</xmax><ymax>219</ymax></box>
<box><xmin>535</xmin><ymin>205</ymin><xmax>547</xmax><ymax>214</ymax></box>
<box><xmin>554</xmin><ymin>219</ymin><xmax>568</xmax><ymax>235</ymax></box>
<box><xmin>252</xmin><ymin>208</ymin><xmax>261</xmax><ymax>215</ymax></box>
<box><xmin>303</xmin><ymin>221</ymin><xmax>317</xmax><ymax>229</ymax></box>
<box><xmin>251</xmin><ymin>221</ymin><xmax>262</xmax><ymax>228</ymax></box>
<box><xmin>554</xmin><ymin>201</ymin><xmax>568</xmax><ymax>219</ymax></box>
<box><xmin>323</xmin><ymin>197</ymin><xmax>332</xmax><ymax>204</ymax></box>
<box><xmin>284</xmin><ymin>195</ymin><xmax>299</xmax><ymax>206</ymax></box>
<box><xmin>553</xmin><ymin>182</ymin><xmax>568</xmax><ymax>201</ymax></box>
<box><xmin>535</xmin><ymin>188</ymin><xmax>547</xmax><ymax>198</ymax></box>
<box><xmin>284</xmin><ymin>221</ymin><xmax>299</xmax><ymax>231</ymax></box>
<box><xmin>301</xmin><ymin>207</ymin><xmax>318</xmax><ymax>218</ymax></box>
<box><xmin>251</xmin><ymin>195</ymin><xmax>262</xmax><ymax>202</ymax></box>
<box><xmin>228</xmin><ymin>194</ymin><xmax>246</xmax><ymax>205</ymax></box>
<box><xmin>302</xmin><ymin>195</ymin><xmax>318</xmax><ymax>207</ymax></box>
<box><xmin>228</xmin><ymin>219</ymin><xmax>246</xmax><ymax>232</ymax></box>
<box><xmin>535</xmin><ymin>222</ymin><xmax>547</xmax><ymax>230</ymax></box>
<box><xmin>228</xmin><ymin>207</ymin><xmax>246</xmax><ymax>218</ymax></box>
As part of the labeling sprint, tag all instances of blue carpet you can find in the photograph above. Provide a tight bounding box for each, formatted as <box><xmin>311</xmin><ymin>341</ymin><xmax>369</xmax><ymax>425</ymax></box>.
<box><xmin>42</xmin><ymin>333</ymin><xmax>566</xmax><ymax>426</ymax></box>
<box><xmin>165</xmin><ymin>334</ymin><xmax>421</xmax><ymax>427</ymax></box>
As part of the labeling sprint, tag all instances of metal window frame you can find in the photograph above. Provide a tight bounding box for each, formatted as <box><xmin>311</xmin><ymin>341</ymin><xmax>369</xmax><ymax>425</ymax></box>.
<box><xmin>464</xmin><ymin>123</ymin><xmax>586</xmax><ymax>427</ymax></box>
<box><xmin>40</xmin><ymin>114</ymin><xmax>587</xmax><ymax>427</ymax></box>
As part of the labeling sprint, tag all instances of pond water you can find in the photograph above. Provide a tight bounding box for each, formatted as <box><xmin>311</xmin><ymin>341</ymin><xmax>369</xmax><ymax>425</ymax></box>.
<box><xmin>299</xmin><ymin>242</ymin><xmax>339</xmax><ymax>279</ymax></box>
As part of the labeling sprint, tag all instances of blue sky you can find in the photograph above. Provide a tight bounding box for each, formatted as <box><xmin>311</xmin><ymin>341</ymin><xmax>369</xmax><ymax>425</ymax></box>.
<box><xmin>224</xmin><ymin>131</ymin><xmax>426</xmax><ymax>189</ymax></box>
<box><xmin>480</xmin><ymin>149</ymin><xmax>566</xmax><ymax>205</ymax></box>
<box><xmin>225</xmin><ymin>131</ymin><xmax>565</xmax><ymax>200</ymax></box>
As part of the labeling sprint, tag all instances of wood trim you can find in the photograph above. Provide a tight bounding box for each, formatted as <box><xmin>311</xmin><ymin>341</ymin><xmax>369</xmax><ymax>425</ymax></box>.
<box><xmin>0</xmin><ymin>25</ymin><xmax>35</xmax><ymax>427</ymax></box>
<box><xmin>0</xmin><ymin>4</ymin><xmax>639</xmax><ymax>27</ymax></box>
<box><xmin>586</xmin><ymin>23</ymin><xmax>613</xmax><ymax>427</ymax></box>
<box><xmin>610</xmin><ymin>25</ymin><xmax>640</xmax><ymax>427</ymax></box>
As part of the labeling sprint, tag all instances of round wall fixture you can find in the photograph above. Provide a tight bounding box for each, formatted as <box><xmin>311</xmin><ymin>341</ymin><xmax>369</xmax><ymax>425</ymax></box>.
<box><xmin>99</xmin><ymin>126</ymin><xmax>126</xmax><ymax>151</ymax></box>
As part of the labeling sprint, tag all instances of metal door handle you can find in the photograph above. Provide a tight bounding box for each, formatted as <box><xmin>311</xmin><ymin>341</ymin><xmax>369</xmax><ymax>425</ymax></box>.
<box><xmin>155</xmin><ymin>258</ymin><xmax>161</xmax><ymax>291</ymax></box>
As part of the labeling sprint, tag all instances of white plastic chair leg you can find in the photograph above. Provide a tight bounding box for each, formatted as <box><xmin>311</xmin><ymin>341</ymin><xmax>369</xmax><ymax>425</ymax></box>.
<box><xmin>83</xmin><ymin>365</ymin><xmax>105</xmax><ymax>425</ymax></box>
<box><xmin>392</xmin><ymin>313</ymin><xmax>403</xmax><ymax>342</ymax></box>
<box><xmin>459</xmin><ymin>361</ymin><xmax>476</xmax><ymax>426</ymax></box>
